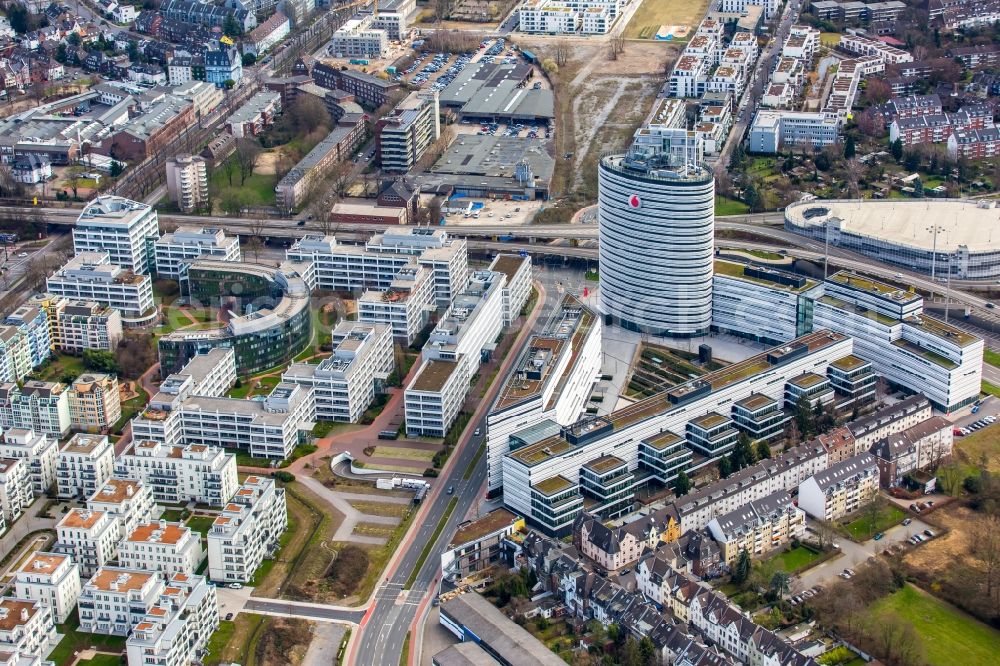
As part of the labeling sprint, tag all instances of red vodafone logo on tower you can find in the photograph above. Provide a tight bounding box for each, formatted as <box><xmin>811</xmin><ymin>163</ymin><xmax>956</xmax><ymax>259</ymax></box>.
<box><xmin>628</xmin><ymin>194</ymin><xmax>641</xmax><ymax>209</ymax></box>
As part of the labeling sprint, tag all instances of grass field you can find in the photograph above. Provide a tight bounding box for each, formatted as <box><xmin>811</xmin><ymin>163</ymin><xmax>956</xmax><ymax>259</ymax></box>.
<box><xmin>982</xmin><ymin>381</ymin><xmax>1000</xmax><ymax>398</ymax></box>
<box><xmin>820</xmin><ymin>32</ymin><xmax>841</xmax><ymax>47</ymax></box>
<box><xmin>870</xmin><ymin>584</ymin><xmax>1000</xmax><ymax>666</ymax></box>
<box><xmin>209</xmin><ymin>169</ymin><xmax>278</xmax><ymax>210</ymax></box>
<box><xmin>187</xmin><ymin>515</ymin><xmax>217</xmax><ymax>537</ymax></box>
<box><xmin>843</xmin><ymin>504</ymin><xmax>905</xmax><ymax>541</ymax></box>
<box><xmin>769</xmin><ymin>545</ymin><xmax>824</xmax><ymax>573</ymax></box>
<box><xmin>984</xmin><ymin>349</ymin><xmax>1000</xmax><ymax>368</ymax></box>
<box><xmin>715</xmin><ymin>196</ymin><xmax>750</xmax><ymax>216</ymax></box>
<box><xmin>29</xmin><ymin>354</ymin><xmax>86</xmax><ymax>383</ymax></box>
<box><xmin>372</xmin><ymin>445</ymin><xmax>436</xmax><ymax>462</ymax></box>
<box><xmin>955</xmin><ymin>422</ymin><xmax>1000</xmax><ymax>472</ymax></box>
<box><xmin>625</xmin><ymin>0</ymin><xmax>710</xmax><ymax>39</ymax></box>
<box><xmin>76</xmin><ymin>655</ymin><xmax>121</xmax><ymax>666</ymax></box>
<box><xmin>48</xmin><ymin>612</ymin><xmax>127</xmax><ymax>666</ymax></box>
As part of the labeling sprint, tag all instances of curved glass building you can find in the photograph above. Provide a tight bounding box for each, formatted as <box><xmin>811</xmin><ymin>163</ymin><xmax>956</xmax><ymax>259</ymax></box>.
<box><xmin>598</xmin><ymin>128</ymin><xmax>715</xmax><ymax>337</ymax></box>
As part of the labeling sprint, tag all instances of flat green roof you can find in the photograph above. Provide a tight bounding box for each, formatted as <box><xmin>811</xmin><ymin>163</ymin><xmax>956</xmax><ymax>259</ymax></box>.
<box><xmin>533</xmin><ymin>475</ymin><xmax>574</xmax><ymax>497</ymax></box>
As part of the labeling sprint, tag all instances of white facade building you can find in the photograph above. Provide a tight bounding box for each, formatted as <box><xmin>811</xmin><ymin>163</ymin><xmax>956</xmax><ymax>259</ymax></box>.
<box><xmin>164</xmin><ymin>156</ymin><xmax>210</xmax><ymax>214</ymax></box>
<box><xmin>55</xmin><ymin>508</ymin><xmax>119</xmax><ymax>576</ymax></box>
<box><xmin>749</xmin><ymin>111</ymin><xmax>840</xmax><ymax>153</ymax></box>
<box><xmin>797</xmin><ymin>453</ymin><xmax>879</xmax><ymax>521</ymax></box>
<box><xmin>207</xmin><ymin>476</ymin><xmax>287</xmax><ymax>583</ymax></box>
<box><xmin>0</xmin><ymin>428</ymin><xmax>56</xmax><ymax>495</ymax></box>
<box><xmin>115</xmin><ymin>441</ymin><xmax>238</xmax><ymax>507</ymax></box>
<box><xmin>87</xmin><ymin>478</ymin><xmax>156</xmax><ymax>541</ymax></box>
<box><xmin>55</xmin><ymin>434</ymin><xmax>114</xmax><ymax>500</ymax></box>
<box><xmin>27</xmin><ymin>294</ymin><xmax>123</xmax><ymax>354</ymax></box>
<box><xmin>0</xmin><ymin>457</ymin><xmax>32</xmax><ymax>524</ymax></box>
<box><xmin>46</xmin><ymin>252</ymin><xmax>155</xmax><ymax>319</ymax></box>
<box><xmin>489</xmin><ymin>254</ymin><xmax>533</xmax><ymax>326</ymax></box>
<box><xmin>14</xmin><ymin>552</ymin><xmax>82</xmax><ymax>624</ymax></box>
<box><xmin>78</xmin><ymin>567</ymin><xmax>162</xmax><ymax>635</ymax></box>
<box><xmin>0</xmin><ymin>598</ymin><xmax>56</xmax><ymax>659</ymax></box>
<box><xmin>119</xmin><ymin>520</ymin><xmax>203</xmax><ymax>577</ymax></box>
<box><xmin>711</xmin><ymin>260</ymin><xmax>818</xmax><ymax>345</ymax></box>
<box><xmin>282</xmin><ymin>322</ymin><xmax>394</xmax><ymax>422</ymax></box>
<box><xmin>73</xmin><ymin>195</ymin><xmax>161</xmax><ymax>275</ymax></box>
<box><xmin>357</xmin><ymin>265</ymin><xmax>435</xmax><ymax>345</ymax></box>
<box><xmin>330</xmin><ymin>14</ymin><xmax>389</xmax><ymax>58</ymax></box>
<box><xmin>125</xmin><ymin>573</ymin><xmax>219</xmax><ymax>666</ymax></box>
<box><xmin>0</xmin><ymin>381</ymin><xmax>72</xmax><ymax>438</ymax></box>
<box><xmin>154</xmin><ymin>226</ymin><xmax>240</xmax><ymax>280</ymax></box>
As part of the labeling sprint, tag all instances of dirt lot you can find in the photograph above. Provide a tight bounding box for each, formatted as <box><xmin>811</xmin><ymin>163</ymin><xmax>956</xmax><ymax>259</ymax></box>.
<box><xmin>512</xmin><ymin>39</ymin><xmax>676</xmax><ymax>204</ymax></box>
<box><xmin>955</xmin><ymin>426</ymin><xmax>1000</xmax><ymax>472</ymax></box>
<box><xmin>624</xmin><ymin>0</ymin><xmax>711</xmax><ymax>40</ymax></box>
<box><xmin>904</xmin><ymin>503</ymin><xmax>977</xmax><ymax>577</ymax></box>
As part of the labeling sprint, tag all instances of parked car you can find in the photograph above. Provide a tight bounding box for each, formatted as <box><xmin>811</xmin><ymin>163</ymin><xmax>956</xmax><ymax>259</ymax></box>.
<box><xmin>229</xmin><ymin>583</ymin><xmax>242</xmax><ymax>589</ymax></box>
<box><xmin>902</xmin><ymin>518</ymin><xmax>912</xmax><ymax>526</ymax></box>
<box><xmin>873</xmin><ymin>532</ymin><xmax>884</xmax><ymax>540</ymax></box>
<box><xmin>924</xmin><ymin>529</ymin><xmax>935</xmax><ymax>538</ymax></box>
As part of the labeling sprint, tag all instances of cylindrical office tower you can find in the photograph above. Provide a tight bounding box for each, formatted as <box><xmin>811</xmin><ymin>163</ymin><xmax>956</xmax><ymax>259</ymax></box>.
<box><xmin>597</xmin><ymin>151</ymin><xmax>715</xmax><ymax>337</ymax></box>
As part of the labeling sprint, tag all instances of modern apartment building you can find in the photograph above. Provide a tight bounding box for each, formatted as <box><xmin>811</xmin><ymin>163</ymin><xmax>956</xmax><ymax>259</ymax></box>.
<box><xmin>501</xmin><ymin>331</ymin><xmax>852</xmax><ymax>536</ymax></box>
<box><xmin>375</xmin><ymin>90</ymin><xmax>440</xmax><ymax>173</ymax></box>
<box><xmin>0</xmin><ymin>597</ymin><xmax>56</xmax><ymax>659</ymax></box>
<box><xmin>282</xmin><ymin>322</ymin><xmax>394</xmax><ymax>422</ymax></box>
<box><xmin>3</xmin><ymin>305</ymin><xmax>51</xmax><ymax>369</ymax></box>
<box><xmin>73</xmin><ymin>195</ymin><xmax>161</xmax><ymax>275</ymax></box>
<box><xmin>67</xmin><ymin>373</ymin><xmax>121</xmax><ymax>433</ymax></box>
<box><xmin>0</xmin><ymin>457</ymin><xmax>32</xmax><ymax>524</ymax></box>
<box><xmin>329</xmin><ymin>14</ymin><xmax>389</xmax><ymax>58</ymax></box>
<box><xmin>125</xmin><ymin>573</ymin><xmax>219</xmax><ymax>666</ymax></box>
<box><xmin>14</xmin><ymin>552</ymin><xmax>82</xmax><ymax>624</ymax></box>
<box><xmin>405</xmin><ymin>271</ymin><xmax>505</xmax><ymax>437</ymax></box>
<box><xmin>78</xmin><ymin>567</ymin><xmax>162</xmax><ymax>635</ymax></box>
<box><xmin>119</xmin><ymin>521</ymin><xmax>203</xmax><ymax>577</ymax></box>
<box><xmin>207</xmin><ymin>476</ymin><xmax>287</xmax><ymax>583</ymax></box>
<box><xmin>598</xmin><ymin>128</ymin><xmax>714</xmax><ymax>336</ymax></box>
<box><xmin>707</xmin><ymin>490</ymin><xmax>806</xmax><ymax>564</ymax></box>
<box><xmin>486</xmin><ymin>296</ymin><xmax>601</xmax><ymax>494</ymax></box>
<box><xmin>519</xmin><ymin>0</ymin><xmax>623</xmax><ymax>34</ymax></box>
<box><xmin>797</xmin><ymin>453</ymin><xmax>879</xmax><ymax>520</ymax></box>
<box><xmin>357</xmin><ymin>265</ymin><xmax>436</xmax><ymax>345</ymax></box>
<box><xmin>0</xmin><ymin>322</ymin><xmax>36</xmax><ymax>383</ymax></box>
<box><xmin>116</xmin><ymin>440</ymin><xmax>238</xmax><ymax>507</ymax></box>
<box><xmin>46</xmin><ymin>252</ymin><xmax>155</xmax><ymax>320</ymax></box>
<box><xmin>55</xmin><ymin>509</ymin><xmax>119</xmax><ymax>576</ymax></box>
<box><xmin>0</xmin><ymin>381</ymin><xmax>71</xmax><ymax>438</ymax></box>
<box><xmin>441</xmin><ymin>509</ymin><xmax>526</xmax><ymax>582</ymax></box>
<box><xmin>28</xmin><ymin>294</ymin><xmax>123</xmax><ymax>353</ymax></box>
<box><xmin>749</xmin><ymin>110</ymin><xmax>840</xmax><ymax>153</ymax></box>
<box><xmin>55</xmin><ymin>434</ymin><xmax>115</xmax><ymax>500</ymax></box>
<box><xmin>0</xmin><ymin>428</ymin><xmax>57</xmax><ymax>495</ymax></box>
<box><xmin>87</xmin><ymin>478</ymin><xmax>156</xmax><ymax>541</ymax></box>
<box><xmin>488</xmin><ymin>254</ymin><xmax>532</xmax><ymax>326</ymax></box>
<box><xmin>154</xmin><ymin>226</ymin><xmax>240</xmax><ymax>280</ymax></box>
<box><xmin>164</xmin><ymin>155</ymin><xmax>210</xmax><ymax>213</ymax></box>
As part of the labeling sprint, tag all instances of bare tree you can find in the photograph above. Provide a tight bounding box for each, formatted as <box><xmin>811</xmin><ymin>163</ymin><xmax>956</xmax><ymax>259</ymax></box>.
<box><xmin>247</xmin><ymin>217</ymin><xmax>267</xmax><ymax>263</ymax></box>
<box><xmin>553</xmin><ymin>41</ymin><xmax>569</xmax><ymax>68</ymax></box>
<box><xmin>330</xmin><ymin>162</ymin><xmax>353</xmax><ymax>198</ymax></box>
<box><xmin>972</xmin><ymin>515</ymin><xmax>1000</xmax><ymax>605</ymax></box>
<box><xmin>235</xmin><ymin>139</ymin><xmax>262</xmax><ymax>186</ymax></box>
<box><xmin>608</xmin><ymin>34</ymin><xmax>626</xmax><ymax>60</ymax></box>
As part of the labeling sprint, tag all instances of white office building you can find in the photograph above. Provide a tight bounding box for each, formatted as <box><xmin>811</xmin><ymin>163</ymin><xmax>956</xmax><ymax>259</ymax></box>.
<box><xmin>87</xmin><ymin>478</ymin><xmax>156</xmax><ymax>541</ymax></box>
<box><xmin>405</xmin><ymin>271</ymin><xmax>505</xmax><ymax>437</ymax></box>
<box><xmin>55</xmin><ymin>434</ymin><xmax>114</xmax><ymax>500</ymax></box>
<box><xmin>46</xmin><ymin>252</ymin><xmax>155</xmax><ymax>320</ymax></box>
<box><xmin>358</xmin><ymin>265</ymin><xmax>436</xmax><ymax>345</ymax></box>
<box><xmin>486</xmin><ymin>295</ymin><xmax>602</xmax><ymax>494</ymax></box>
<box><xmin>712</xmin><ymin>260</ymin><xmax>818</xmax><ymax>345</ymax></box>
<box><xmin>73</xmin><ymin>195</ymin><xmax>161</xmax><ymax>275</ymax></box>
<box><xmin>55</xmin><ymin>508</ymin><xmax>119</xmax><ymax>576</ymax></box>
<box><xmin>489</xmin><ymin>254</ymin><xmax>533</xmax><ymax>326</ymax></box>
<box><xmin>116</xmin><ymin>440</ymin><xmax>238</xmax><ymax>507</ymax></box>
<box><xmin>125</xmin><ymin>573</ymin><xmax>219</xmax><ymax>666</ymax></box>
<box><xmin>749</xmin><ymin>111</ymin><xmax>840</xmax><ymax>153</ymax></box>
<box><xmin>14</xmin><ymin>552</ymin><xmax>82</xmax><ymax>624</ymax></box>
<box><xmin>599</xmin><ymin>128</ymin><xmax>714</xmax><ymax>337</ymax></box>
<box><xmin>154</xmin><ymin>226</ymin><xmax>241</xmax><ymax>280</ymax></box>
<box><xmin>330</xmin><ymin>14</ymin><xmax>389</xmax><ymax>58</ymax></box>
<box><xmin>0</xmin><ymin>428</ymin><xmax>56</xmax><ymax>495</ymax></box>
<box><xmin>207</xmin><ymin>476</ymin><xmax>287</xmax><ymax>583</ymax></box>
<box><xmin>0</xmin><ymin>381</ymin><xmax>72</xmax><ymax>438</ymax></box>
<box><xmin>282</xmin><ymin>322</ymin><xmax>394</xmax><ymax>423</ymax></box>
<box><xmin>119</xmin><ymin>520</ymin><xmax>203</xmax><ymax>577</ymax></box>
<box><xmin>797</xmin><ymin>453</ymin><xmax>879</xmax><ymax>521</ymax></box>
<box><xmin>367</xmin><ymin>227</ymin><xmax>471</xmax><ymax>309</ymax></box>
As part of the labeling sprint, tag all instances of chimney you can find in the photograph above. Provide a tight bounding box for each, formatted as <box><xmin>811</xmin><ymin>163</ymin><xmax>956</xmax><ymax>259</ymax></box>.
<box><xmin>127</xmin><ymin>485</ymin><xmax>134</xmax><ymax>497</ymax></box>
<box><xmin>20</xmin><ymin>608</ymin><xmax>28</xmax><ymax>622</ymax></box>
<box><xmin>110</xmin><ymin>580</ymin><xmax>119</xmax><ymax>592</ymax></box>
<box><xmin>159</xmin><ymin>519</ymin><xmax>167</xmax><ymax>529</ymax></box>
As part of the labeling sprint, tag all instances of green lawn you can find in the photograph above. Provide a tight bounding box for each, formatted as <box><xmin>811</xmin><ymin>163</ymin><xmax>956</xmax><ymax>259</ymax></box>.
<box><xmin>769</xmin><ymin>545</ymin><xmax>824</xmax><ymax>573</ymax></box>
<box><xmin>112</xmin><ymin>394</ymin><xmax>149</xmax><ymax>435</ymax></box>
<box><xmin>186</xmin><ymin>515</ymin><xmax>217</xmax><ymax>538</ymax></box>
<box><xmin>843</xmin><ymin>504</ymin><xmax>905</xmax><ymax>541</ymax></box>
<box><xmin>983</xmin><ymin>381</ymin><xmax>1000</xmax><ymax>398</ymax></box>
<box><xmin>48</xmin><ymin>612</ymin><xmax>126</xmax><ymax>666</ymax></box>
<box><xmin>202</xmin><ymin>620</ymin><xmax>235</xmax><ymax>666</ymax></box>
<box><xmin>210</xmin><ymin>169</ymin><xmax>278</xmax><ymax>209</ymax></box>
<box><xmin>743</xmin><ymin>249</ymin><xmax>785</xmax><ymax>261</ymax></box>
<box><xmin>29</xmin><ymin>354</ymin><xmax>86</xmax><ymax>383</ymax></box>
<box><xmin>984</xmin><ymin>349</ymin><xmax>1000</xmax><ymax>368</ymax></box>
<box><xmin>159</xmin><ymin>508</ymin><xmax>185</xmax><ymax>522</ymax></box>
<box><xmin>225</xmin><ymin>447</ymin><xmax>274</xmax><ymax>468</ymax></box>
<box><xmin>715</xmin><ymin>196</ymin><xmax>750</xmax><ymax>216</ymax></box>
<box><xmin>76</xmin><ymin>655</ymin><xmax>122</xmax><ymax>666</ymax></box>
<box><xmin>870</xmin><ymin>584</ymin><xmax>1000</xmax><ymax>666</ymax></box>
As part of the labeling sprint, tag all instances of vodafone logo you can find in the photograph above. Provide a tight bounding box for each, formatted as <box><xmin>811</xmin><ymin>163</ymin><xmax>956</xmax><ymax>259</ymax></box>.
<box><xmin>628</xmin><ymin>194</ymin><xmax>641</xmax><ymax>209</ymax></box>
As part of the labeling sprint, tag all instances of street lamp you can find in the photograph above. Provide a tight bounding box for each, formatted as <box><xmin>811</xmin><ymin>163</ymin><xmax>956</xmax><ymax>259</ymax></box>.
<box><xmin>926</xmin><ymin>224</ymin><xmax>945</xmax><ymax>283</ymax></box>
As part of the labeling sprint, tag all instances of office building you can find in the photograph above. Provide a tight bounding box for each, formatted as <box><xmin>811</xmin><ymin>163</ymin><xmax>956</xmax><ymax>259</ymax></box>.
<box><xmin>486</xmin><ymin>296</ymin><xmax>601</xmax><ymax>494</ymax></box>
<box><xmin>28</xmin><ymin>295</ymin><xmax>123</xmax><ymax>353</ymax></box>
<box><xmin>749</xmin><ymin>110</ymin><xmax>840</xmax><ymax>153</ymax></box>
<box><xmin>598</xmin><ymin>127</ymin><xmax>714</xmax><ymax>336</ymax></box>
<box><xmin>46</xmin><ymin>252</ymin><xmax>155</xmax><ymax>321</ymax></box>
<box><xmin>282</xmin><ymin>322</ymin><xmax>394</xmax><ymax>422</ymax></box>
<box><xmin>0</xmin><ymin>428</ymin><xmax>57</xmax><ymax>495</ymax></box>
<box><xmin>500</xmin><ymin>331</ymin><xmax>852</xmax><ymax>536</ymax></box>
<box><xmin>375</xmin><ymin>90</ymin><xmax>440</xmax><ymax>173</ymax></box>
<box><xmin>164</xmin><ymin>155</ymin><xmax>210</xmax><ymax>213</ymax></box>
<box><xmin>405</xmin><ymin>271</ymin><xmax>505</xmax><ymax>437</ymax></box>
<box><xmin>797</xmin><ymin>453</ymin><xmax>879</xmax><ymax>520</ymax></box>
<box><xmin>116</xmin><ymin>441</ymin><xmax>238</xmax><ymax>507</ymax></box>
<box><xmin>707</xmin><ymin>490</ymin><xmax>805</xmax><ymax>564</ymax></box>
<box><xmin>55</xmin><ymin>434</ymin><xmax>114</xmax><ymax>500</ymax></box>
<box><xmin>367</xmin><ymin>227</ymin><xmax>471</xmax><ymax>309</ymax></box>
<box><xmin>0</xmin><ymin>381</ymin><xmax>72</xmax><ymax>438</ymax></box>
<box><xmin>711</xmin><ymin>260</ymin><xmax>817</xmax><ymax>346</ymax></box>
<box><xmin>489</xmin><ymin>254</ymin><xmax>532</xmax><ymax>326</ymax></box>
<box><xmin>329</xmin><ymin>14</ymin><xmax>389</xmax><ymax>59</ymax></box>
<box><xmin>125</xmin><ymin>573</ymin><xmax>219</xmax><ymax>666</ymax></box>
<box><xmin>154</xmin><ymin>227</ymin><xmax>241</xmax><ymax>280</ymax></box>
<box><xmin>0</xmin><ymin>457</ymin><xmax>32</xmax><ymax>524</ymax></box>
<box><xmin>357</xmin><ymin>265</ymin><xmax>436</xmax><ymax>345</ymax></box>
<box><xmin>207</xmin><ymin>476</ymin><xmax>287</xmax><ymax>583</ymax></box>
<box><xmin>73</xmin><ymin>195</ymin><xmax>160</xmax><ymax>275</ymax></box>
<box><xmin>119</xmin><ymin>521</ymin><xmax>203</xmax><ymax>577</ymax></box>
<box><xmin>55</xmin><ymin>509</ymin><xmax>119</xmax><ymax>576</ymax></box>
<box><xmin>0</xmin><ymin>598</ymin><xmax>56</xmax><ymax>659</ymax></box>
<box><xmin>87</xmin><ymin>478</ymin><xmax>156</xmax><ymax>541</ymax></box>
<box><xmin>14</xmin><ymin>552</ymin><xmax>82</xmax><ymax>624</ymax></box>
<box><xmin>67</xmin><ymin>373</ymin><xmax>121</xmax><ymax>433</ymax></box>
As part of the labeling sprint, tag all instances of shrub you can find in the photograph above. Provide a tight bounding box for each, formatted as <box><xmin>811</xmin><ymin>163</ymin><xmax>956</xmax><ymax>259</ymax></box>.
<box><xmin>423</xmin><ymin>468</ymin><xmax>438</xmax><ymax>477</ymax></box>
<box><xmin>273</xmin><ymin>471</ymin><xmax>295</xmax><ymax>483</ymax></box>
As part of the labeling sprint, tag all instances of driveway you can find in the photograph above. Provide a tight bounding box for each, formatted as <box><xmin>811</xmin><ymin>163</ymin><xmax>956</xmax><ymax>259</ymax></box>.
<box><xmin>793</xmin><ymin>517</ymin><xmax>934</xmax><ymax>592</ymax></box>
